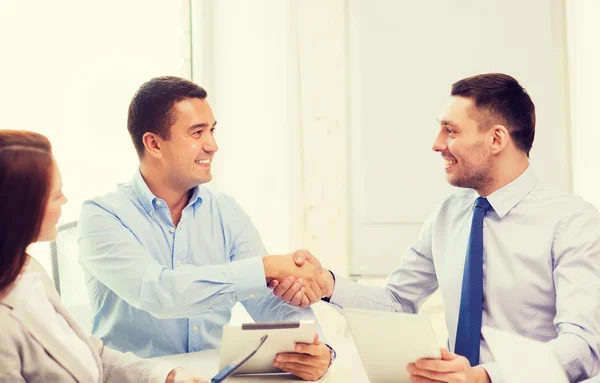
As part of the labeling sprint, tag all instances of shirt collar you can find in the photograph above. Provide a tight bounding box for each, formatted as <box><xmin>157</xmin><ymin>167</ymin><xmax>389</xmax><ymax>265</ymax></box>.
<box><xmin>131</xmin><ymin>169</ymin><xmax>159</xmax><ymax>216</ymax></box>
<box><xmin>131</xmin><ymin>169</ymin><xmax>205</xmax><ymax>216</ymax></box>
<box><xmin>187</xmin><ymin>185</ymin><xmax>204</xmax><ymax>210</ymax></box>
<box><xmin>485</xmin><ymin>165</ymin><xmax>538</xmax><ymax>218</ymax></box>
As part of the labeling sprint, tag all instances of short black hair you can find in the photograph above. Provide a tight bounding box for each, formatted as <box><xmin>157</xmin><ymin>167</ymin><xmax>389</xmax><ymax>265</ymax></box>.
<box><xmin>451</xmin><ymin>73</ymin><xmax>536</xmax><ymax>156</ymax></box>
<box><xmin>127</xmin><ymin>76</ymin><xmax>208</xmax><ymax>158</ymax></box>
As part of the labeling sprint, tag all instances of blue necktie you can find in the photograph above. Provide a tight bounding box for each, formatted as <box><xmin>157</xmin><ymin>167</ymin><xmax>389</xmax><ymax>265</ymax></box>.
<box><xmin>455</xmin><ymin>197</ymin><xmax>492</xmax><ymax>366</ymax></box>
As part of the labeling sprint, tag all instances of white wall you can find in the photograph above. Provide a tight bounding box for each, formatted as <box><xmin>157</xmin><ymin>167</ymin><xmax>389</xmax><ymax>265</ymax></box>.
<box><xmin>190</xmin><ymin>0</ymin><xmax>350</xmax><ymax>275</ymax></box>
<box><xmin>566</xmin><ymin>0</ymin><xmax>600</xmax><ymax>210</ymax></box>
<box><xmin>0</xmin><ymin>1</ymin><xmax>190</xmax><ymax>226</ymax></box>
<box><xmin>191</xmin><ymin>0</ymin><xmax>298</xmax><ymax>256</ymax></box>
<box><xmin>294</xmin><ymin>0</ymin><xmax>349</xmax><ymax>277</ymax></box>
<box><xmin>0</xmin><ymin>1</ymin><xmax>191</xmax><ymax>330</ymax></box>
<box><xmin>349</xmin><ymin>0</ymin><xmax>572</xmax><ymax>276</ymax></box>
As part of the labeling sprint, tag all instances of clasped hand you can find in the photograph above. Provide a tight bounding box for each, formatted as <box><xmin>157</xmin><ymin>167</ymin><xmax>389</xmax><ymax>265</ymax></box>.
<box><xmin>266</xmin><ymin>250</ymin><xmax>333</xmax><ymax>308</ymax></box>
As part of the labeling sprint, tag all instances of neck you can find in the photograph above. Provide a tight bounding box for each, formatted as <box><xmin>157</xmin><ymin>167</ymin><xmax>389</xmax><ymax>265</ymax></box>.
<box><xmin>477</xmin><ymin>155</ymin><xmax>529</xmax><ymax>197</ymax></box>
<box><xmin>139</xmin><ymin>163</ymin><xmax>191</xmax><ymax>223</ymax></box>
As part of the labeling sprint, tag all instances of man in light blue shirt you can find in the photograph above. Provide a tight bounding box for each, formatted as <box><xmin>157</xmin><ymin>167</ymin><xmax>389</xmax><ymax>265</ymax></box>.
<box><xmin>78</xmin><ymin>76</ymin><xmax>332</xmax><ymax>381</ymax></box>
<box><xmin>279</xmin><ymin>73</ymin><xmax>600</xmax><ymax>382</ymax></box>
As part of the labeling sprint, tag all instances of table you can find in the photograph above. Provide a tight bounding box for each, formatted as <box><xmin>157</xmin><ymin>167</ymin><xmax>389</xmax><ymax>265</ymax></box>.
<box><xmin>155</xmin><ymin>338</ymin><xmax>371</xmax><ymax>382</ymax></box>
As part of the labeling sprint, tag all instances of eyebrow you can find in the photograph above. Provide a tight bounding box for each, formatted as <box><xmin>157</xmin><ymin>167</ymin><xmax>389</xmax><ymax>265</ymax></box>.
<box><xmin>188</xmin><ymin>121</ymin><xmax>217</xmax><ymax>131</ymax></box>
<box><xmin>438</xmin><ymin>119</ymin><xmax>458</xmax><ymax>128</ymax></box>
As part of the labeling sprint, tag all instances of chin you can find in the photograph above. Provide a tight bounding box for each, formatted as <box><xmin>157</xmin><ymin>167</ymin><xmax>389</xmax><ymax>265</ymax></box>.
<box><xmin>446</xmin><ymin>175</ymin><xmax>459</xmax><ymax>187</ymax></box>
<box><xmin>447</xmin><ymin>176</ymin><xmax>468</xmax><ymax>189</ymax></box>
<box><xmin>197</xmin><ymin>175</ymin><xmax>212</xmax><ymax>185</ymax></box>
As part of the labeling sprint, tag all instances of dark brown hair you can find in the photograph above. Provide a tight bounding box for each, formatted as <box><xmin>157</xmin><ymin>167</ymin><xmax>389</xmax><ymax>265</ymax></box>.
<box><xmin>0</xmin><ymin>130</ymin><xmax>53</xmax><ymax>292</ymax></box>
<box><xmin>451</xmin><ymin>73</ymin><xmax>536</xmax><ymax>156</ymax></box>
<box><xmin>127</xmin><ymin>76</ymin><xmax>208</xmax><ymax>158</ymax></box>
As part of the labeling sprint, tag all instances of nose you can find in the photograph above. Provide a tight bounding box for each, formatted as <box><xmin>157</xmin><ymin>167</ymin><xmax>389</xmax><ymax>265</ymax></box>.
<box><xmin>432</xmin><ymin>131</ymin><xmax>447</xmax><ymax>153</ymax></box>
<box><xmin>203</xmin><ymin>135</ymin><xmax>219</xmax><ymax>153</ymax></box>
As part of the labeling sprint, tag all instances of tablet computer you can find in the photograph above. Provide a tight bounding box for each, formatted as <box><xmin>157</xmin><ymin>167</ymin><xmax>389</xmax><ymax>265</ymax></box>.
<box><xmin>343</xmin><ymin>308</ymin><xmax>441</xmax><ymax>383</ymax></box>
<box><xmin>212</xmin><ymin>334</ymin><xmax>268</xmax><ymax>383</ymax></box>
<box><xmin>218</xmin><ymin>320</ymin><xmax>317</xmax><ymax>374</ymax></box>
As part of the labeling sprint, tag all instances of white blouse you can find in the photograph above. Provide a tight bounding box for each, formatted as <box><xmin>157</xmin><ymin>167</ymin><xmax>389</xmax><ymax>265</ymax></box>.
<box><xmin>12</xmin><ymin>269</ymin><xmax>100</xmax><ymax>382</ymax></box>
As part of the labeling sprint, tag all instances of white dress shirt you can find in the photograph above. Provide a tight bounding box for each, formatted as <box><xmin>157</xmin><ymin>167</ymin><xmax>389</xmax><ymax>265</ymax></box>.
<box><xmin>330</xmin><ymin>167</ymin><xmax>600</xmax><ymax>382</ymax></box>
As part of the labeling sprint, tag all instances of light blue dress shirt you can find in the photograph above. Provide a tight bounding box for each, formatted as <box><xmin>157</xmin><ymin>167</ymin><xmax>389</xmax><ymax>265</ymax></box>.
<box><xmin>78</xmin><ymin>170</ymin><xmax>321</xmax><ymax>358</ymax></box>
<box><xmin>329</xmin><ymin>167</ymin><xmax>600</xmax><ymax>382</ymax></box>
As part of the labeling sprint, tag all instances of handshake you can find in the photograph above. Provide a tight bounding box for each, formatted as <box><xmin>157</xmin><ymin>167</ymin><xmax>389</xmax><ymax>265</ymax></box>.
<box><xmin>262</xmin><ymin>250</ymin><xmax>335</xmax><ymax>308</ymax></box>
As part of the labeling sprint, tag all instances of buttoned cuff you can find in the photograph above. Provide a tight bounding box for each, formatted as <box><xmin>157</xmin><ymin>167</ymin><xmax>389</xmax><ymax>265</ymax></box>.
<box><xmin>480</xmin><ymin>362</ymin><xmax>504</xmax><ymax>383</ymax></box>
<box><xmin>230</xmin><ymin>256</ymin><xmax>269</xmax><ymax>301</ymax></box>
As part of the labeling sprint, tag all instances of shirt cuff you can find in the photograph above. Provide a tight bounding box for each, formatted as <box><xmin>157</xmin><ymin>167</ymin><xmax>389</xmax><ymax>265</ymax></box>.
<box><xmin>327</xmin><ymin>272</ymin><xmax>359</xmax><ymax>309</ymax></box>
<box><xmin>548</xmin><ymin>330</ymin><xmax>598</xmax><ymax>381</ymax></box>
<box><xmin>480</xmin><ymin>362</ymin><xmax>504</xmax><ymax>383</ymax></box>
<box><xmin>230</xmin><ymin>256</ymin><xmax>269</xmax><ymax>301</ymax></box>
<box><xmin>149</xmin><ymin>363</ymin><xmax>179</xmax><ymax>383</ymax></box>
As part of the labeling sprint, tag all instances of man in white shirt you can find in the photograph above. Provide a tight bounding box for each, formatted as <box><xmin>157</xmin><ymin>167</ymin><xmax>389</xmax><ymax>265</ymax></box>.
<box><xmin>273</xmin><ymin>73</ymin><xmax>600</xmax><ymax>383</ymax></box>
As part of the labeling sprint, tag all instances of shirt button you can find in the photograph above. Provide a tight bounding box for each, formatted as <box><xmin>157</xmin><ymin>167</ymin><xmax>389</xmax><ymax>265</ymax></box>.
<box><xmin>169</xmin><ymin>227</ymin><xmax>175</xmax><ymax>233</ymax></box>
<box><xmin>149</xmin><ymin>211</ymin><xmax>154</xmax><ymax>217</ymax></box>
<box><xmin>155</xmin><ymin>200</ymin><xmax>162</xmax><ymax>206</ymax></box>
<box><xmin>176</xmin><ymin>260</ymin><xmax>182</xmax><ymax>266</ymax></box>
<box><xmin>207</xmin><ymin>308</ymin><xmax>213</xmax><ymax>312</ymax></box>
<box><xmin>249</xmin><ymin>293</ymin><xmax>255</xmax><ymax>298</ymax></box>
<box><xmin>192</xmin><ymin>325</ymin><xmax>198</xmax><ymax>332</ymax></box>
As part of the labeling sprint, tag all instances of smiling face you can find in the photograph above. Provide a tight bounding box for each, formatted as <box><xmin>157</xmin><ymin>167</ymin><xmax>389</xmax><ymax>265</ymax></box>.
<box><xmin>155</xmin><ymin>97</ymin><xmax>219</xmax><ymax>190</ymax></box>
<box><xmin>432</xmin><ymin>96</ymin><xmax>493</xmax><ymax>191</ymax></box>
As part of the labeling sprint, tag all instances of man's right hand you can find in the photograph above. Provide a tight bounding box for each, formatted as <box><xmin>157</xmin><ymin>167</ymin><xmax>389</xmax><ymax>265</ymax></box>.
<box><xmin>263</xmin><ymin>253</ymin><xmax>327</xmax><ymax>307</ymax></box>
<box><xmin>268</xmin><ymin>250</ymin><xmax>335</xmax><ymax>307</ymax></box>
<box><xmin>268</xmin><ymin>276</ymin><xmax>310</xmax><ymax>308</ymax></box>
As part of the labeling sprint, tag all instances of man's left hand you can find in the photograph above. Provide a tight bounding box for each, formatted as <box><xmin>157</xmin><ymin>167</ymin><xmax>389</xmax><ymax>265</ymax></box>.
<box><xmin>274</xmin><ymin>334</ymin><xmax>331</xmax><ymax>381</ymax></box>
<box><xmin>406</xmin><ymin>348</ymin><xmax>490</xmax><ymax>383</ymax></box>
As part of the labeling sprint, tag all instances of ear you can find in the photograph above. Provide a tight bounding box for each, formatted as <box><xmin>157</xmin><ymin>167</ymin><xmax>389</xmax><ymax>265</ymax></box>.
<box><xmin>142</xmin><ymin>132</ymin><xmax>163</xmax><ymax>159</ymax></box>
<box><xmin>489</xmin><ymin>124</ymin><xmax>509</xmax><ymax>154</ymax></box>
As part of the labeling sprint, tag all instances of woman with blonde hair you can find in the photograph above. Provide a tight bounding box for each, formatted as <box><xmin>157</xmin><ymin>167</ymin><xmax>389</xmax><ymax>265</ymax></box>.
<box><xmin>0</xmin><ymin>130</ymin><xmax>206</xmax><ymax>383</ymax></box>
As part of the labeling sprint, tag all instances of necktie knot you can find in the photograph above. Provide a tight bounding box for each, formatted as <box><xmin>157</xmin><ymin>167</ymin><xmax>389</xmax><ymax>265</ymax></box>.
<box><xmin>475</xmin><ymin>197</ymin><xmax>492</xmax><ymax>213</ymax></box>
